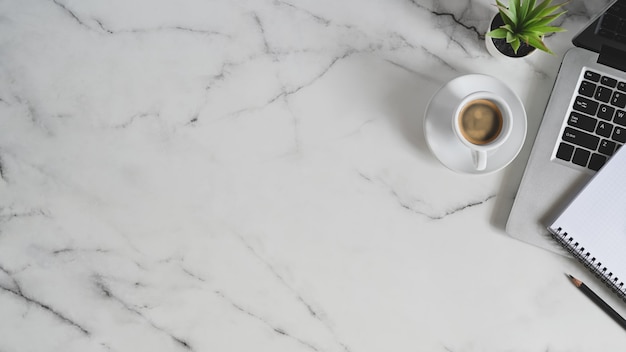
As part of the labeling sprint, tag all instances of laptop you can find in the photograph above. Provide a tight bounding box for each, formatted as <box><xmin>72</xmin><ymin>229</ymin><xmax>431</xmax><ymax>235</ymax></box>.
<box><xmin>506</xmin><ymin>0</ymin><xmax>626</xmax><ymax>253</ymax></box>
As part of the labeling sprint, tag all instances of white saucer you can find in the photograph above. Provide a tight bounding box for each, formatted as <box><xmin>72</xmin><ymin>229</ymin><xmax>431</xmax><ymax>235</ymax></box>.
<box><xmin>424</xmin><ymin>74</ymin><xmax>527</xmax><ymax>175</ymax></box>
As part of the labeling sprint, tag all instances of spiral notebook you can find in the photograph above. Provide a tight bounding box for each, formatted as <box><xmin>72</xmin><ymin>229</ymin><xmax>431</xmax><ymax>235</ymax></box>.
<box><xmin>548</xmin><ymin>146</ymin><xmax>626</xmax><ymax>300</ymax></box>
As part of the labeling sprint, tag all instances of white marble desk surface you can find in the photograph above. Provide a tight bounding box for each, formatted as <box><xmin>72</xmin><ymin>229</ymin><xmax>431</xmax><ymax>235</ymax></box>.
<box><xmin>1</xmin><ymin>0</ymin><xmax>625</xmax><ymax>351</ymax></box>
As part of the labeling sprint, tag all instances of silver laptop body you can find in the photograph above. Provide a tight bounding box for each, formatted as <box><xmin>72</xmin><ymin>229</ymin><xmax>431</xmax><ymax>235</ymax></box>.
<box><xmin>506</xmin><ymin>0</ymin><xmax>626</xmax><ymax>253</ymax></box>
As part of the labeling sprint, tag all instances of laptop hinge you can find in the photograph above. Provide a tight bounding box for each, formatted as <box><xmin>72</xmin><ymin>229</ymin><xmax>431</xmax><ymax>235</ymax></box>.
<box><xmin>598</xmin><ymin>45</ymin><xmax>626</xmax><ymax>72</ymax></box>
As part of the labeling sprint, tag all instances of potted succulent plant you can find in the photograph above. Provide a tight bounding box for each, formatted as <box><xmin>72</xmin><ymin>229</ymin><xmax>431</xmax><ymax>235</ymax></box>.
<box><xmin>486</xmin><ymin>0</ymin><xmax>568</xmax><ymax>58</ymax></box>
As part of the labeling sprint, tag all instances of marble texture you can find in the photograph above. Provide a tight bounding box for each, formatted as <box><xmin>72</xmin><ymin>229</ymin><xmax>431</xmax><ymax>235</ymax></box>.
<box><xmin>1</xmin><ymin>0</ymin><xmax>625</xmax><ymax>351</ymax></box>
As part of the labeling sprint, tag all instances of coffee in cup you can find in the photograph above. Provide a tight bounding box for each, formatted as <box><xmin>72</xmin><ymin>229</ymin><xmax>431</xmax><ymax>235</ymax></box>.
<box><xmin>453</xmin><ymin>92</ymin><xmax>513</xmax><ymax>171</ymax></box>
<box><xmin>457</xmin><ymin>99</ymin><xmax>504</xmax><ymax>145</ymax></box>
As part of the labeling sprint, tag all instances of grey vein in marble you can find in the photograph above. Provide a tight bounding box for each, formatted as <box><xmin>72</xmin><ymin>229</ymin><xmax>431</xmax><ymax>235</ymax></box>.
<box><xmin>53</xmin><ymin>0</ymin><xmax>229</xmax><ymax>37</ymax></box>
<box><xmin>214</xmin><ymin>290</ymin><xmax>321</xmax><ymax>352</ymax></box>
<box><xmin>223</xmin><ymin>50</ymin><xmax>356</xmax><ymax>119</ymax></box>
<box><xmin>234</xmin><ymin>233</ymin><xmax>353</xmax><ymax>352</ymax></box>
<box><xmin>0</xmin><ymin>264</ymin><xmax>90</xmax><ymax>336</ymax></box>
<box><xmin>93</xmin><ymin>275</ymin><xmax>193</xmax><ymax>351</ymax></box>
<box><xmin>51</xmin><ymin>0</ymin><xmax>90</xmax><ymax>30</ymax></box>
<box><xmin>358</xmin><ymin>172</ymin><xmax>496</xmax><ymax>220</ymax></box>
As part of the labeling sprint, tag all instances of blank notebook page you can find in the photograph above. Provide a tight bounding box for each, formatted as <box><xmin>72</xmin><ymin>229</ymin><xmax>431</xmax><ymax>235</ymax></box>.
<box><xmin>548</xmin><ymin>146</ymin><xmax>626</xmax><ymax>298</ymax></box>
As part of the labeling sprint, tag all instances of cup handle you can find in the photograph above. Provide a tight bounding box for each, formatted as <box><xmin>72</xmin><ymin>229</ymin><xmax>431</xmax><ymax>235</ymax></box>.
<box><xmin>472</xmin><ymin>150</ymin><xmax>487</xmax><ymax>171</ymax></box>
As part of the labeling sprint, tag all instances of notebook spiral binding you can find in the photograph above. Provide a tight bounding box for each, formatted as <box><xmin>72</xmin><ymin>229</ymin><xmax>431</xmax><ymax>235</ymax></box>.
<box><xmin>550</xmin><ymin>227</ymin><xmax>626</xmax><ymax>301</ymax></box>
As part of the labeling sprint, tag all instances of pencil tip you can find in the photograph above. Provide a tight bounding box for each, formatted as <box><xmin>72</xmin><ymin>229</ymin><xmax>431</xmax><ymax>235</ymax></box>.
<box><xmin>567</xmin><ymin>274</ymin><xmax>583</xmax><ymax>287</ymax></box>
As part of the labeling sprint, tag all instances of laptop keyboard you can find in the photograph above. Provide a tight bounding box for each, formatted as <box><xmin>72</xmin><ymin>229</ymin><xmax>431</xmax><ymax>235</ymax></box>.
<box><xmin>555</xmin><ymin>69</ymin><xmax>626</xmax><ymax>171</ymax></box>
<box><xmin>598</xmin><ymin>1</ymin><xmax>626</xmax><ymax>43</ymax></box>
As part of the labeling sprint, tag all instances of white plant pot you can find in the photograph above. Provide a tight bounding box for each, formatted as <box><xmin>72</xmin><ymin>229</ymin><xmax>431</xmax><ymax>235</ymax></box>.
<box><xmin>485</xmin><ymin>35</ymin><xmax>538</xmax><ymax>59</ymax></box>
<box><xmin>486</xmin><ymin>13</ymin><xmax>538</xmax><ymax>59</ymax></box>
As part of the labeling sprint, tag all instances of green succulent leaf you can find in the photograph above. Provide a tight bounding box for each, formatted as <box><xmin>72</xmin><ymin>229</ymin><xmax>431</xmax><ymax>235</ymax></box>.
<box><xmin>525</xmin><ymin>12</ymin><xmax>567</xmax><ymax>28</ymax></box>
<box><xmin>527</xmin><ymin>0</ymin><xmax>553</xmax><ymax>18</ymax></box>
<box><xmin>506</xmin><ymin>31</ymin><xmax>515</xmax><ymax>43</ymax></box>
<box><xmin>535</xmin><ymin>2</ymin><xmax>569</xmax><ymax>19</ymax></box>
<box><xmin>510</xmin><ymin>38</ymin><xmax>521</xmax><ymax>53</ymax></box>
<box><xmin>525</xmin><ymin>35</ymin><xmax>552</xmax><ymax>54</ymax></box>
<box><xmin>486</xmin><ymin>28</ymin><xmax>509</xmax><ymax>38</ymax></box>
<box><xmin>520</xmin><ymin>0</ymin><xmax>536</xmax><ymax>18</ymax></box>
<box><xmin>496</xmin><ymin>6</ymin><xmax>516</xmax><ymax>26</ymax></box>
<box><xmin>502</xmin><ymin>24</ymin><xmax>515</xmax><ymax>32</ymax></box>
<box><xmin>528</xmin><ymin>25</ymin><xmax>567</xmax><ymax>33</ymax></box>
<box><xmin>509</xmin><ymin>0</ymin><xmax>519</xmax><ymax>23</ymax></box>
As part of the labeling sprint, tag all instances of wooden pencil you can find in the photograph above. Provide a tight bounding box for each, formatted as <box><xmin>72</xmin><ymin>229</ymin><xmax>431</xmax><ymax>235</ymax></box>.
<box><xmin>568</xmin><ymin>274</ymin><xmax>626</xmax><ymax>331</ymax></box>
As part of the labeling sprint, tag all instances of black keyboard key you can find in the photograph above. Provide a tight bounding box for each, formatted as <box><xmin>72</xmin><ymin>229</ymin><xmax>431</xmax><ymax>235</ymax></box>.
<box><xmin>608</xmin><ymin>2</ymin><xmax>626</xmax><ymax>17</ymax></box>
<box><xmin>619</xmin><ymin>81</ymin><xmax>626</xmax><ymax>92</ymax></box>
<box><xmin>596</xmin><ymin>121</ymin><xmax>614</xmax><ymax>138</ymax></box>
<box><xmin>572</xmin><ymin>148</ymin><xmax>591</xmax><ymax>167</ymax></box>
<box><xmin>601</xmin><ymin>13</ymin><xmax>621</xmax><ymax>31</ymax></box>
<box><xmin>562</xmin><ymin>127</ymin><xmax>600</xmax><ymax>150</ymax></box>
<box><xmin>556</xmin><ymin>142</ymin><xmax>575</xmax><ymax>161</ymax></box>
<box><xmin>599</xmin><ymin>139</ymin><xmax>617</xmax><ymax>156</ymax></box>
<box><xmin>611</xmin><ymin>91</ymin><xmax>626</xmax><ymax>108</ymax></box>
<box><xmin>588</xmin><ymin>153</ymin><xmax>607</xmax><ymax>171</ymax></box>
<box><xmin>598</xmin><ymin>104</ymin><xmax>615</xmax><ymax>120</ymax></box>
<box><xmin>585</xmin><ymin>71</ymin><xmax>601</xmax><ymax>82</ymax></box>
<box><xmin>595</xmin><ymin>86</ymin><xmax>613</xmax><ymax>102</ymax></box>
<box><xmin>579</xmin><ymin>81</ymin><xmax>596</xmax><ymax>97</ymax></box>
<box><xmin>612</xmin><ymin>126</ymin><xmax>626</xmax><ymax>143</ymax></box>
<box><xmin>617</xmin><ymin>34</ymin><xmax>626</xmax><ymax>44</ymax></box>
<box><xmin>615</xmin><ymin>110</ymin><xmax>626</xmax><ymax>126</ymax></box>
<box><xmin>568</xmin><ymin>111</ymin><xmax>597</xmax><ymax>132</ymax></box>
<box><xmin>599</xmin><ymin>28</ymin><xmax>616</xmax><ymax>39</ymax></box>
<box><xmin>602</xmin><ymin>76</ymin><xmax>618</xmax><ymax>88</ymax></box>
<box><xmin>573</xmin><ymin>96</ymin><xmax>599</xmax><ymax>115</ymax></box>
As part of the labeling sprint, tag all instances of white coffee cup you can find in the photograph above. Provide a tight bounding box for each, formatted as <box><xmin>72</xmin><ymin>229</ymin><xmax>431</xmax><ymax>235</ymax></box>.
<box><xmin>452</xmin><ymin>92</ymin><xmax>513</xmax><ymax>171</ymax></box>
